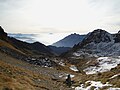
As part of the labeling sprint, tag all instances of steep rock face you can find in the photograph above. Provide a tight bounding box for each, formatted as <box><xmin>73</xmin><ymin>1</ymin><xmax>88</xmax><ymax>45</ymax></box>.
<box><xmin>0</xmin><ymin>26</ymin><xmax>7</xmax><ymax>40</ymax></box>
<box><xmin>52</xmin><ymin>33</ymin><xmax>86</xmax><ymax>47</ymax></box>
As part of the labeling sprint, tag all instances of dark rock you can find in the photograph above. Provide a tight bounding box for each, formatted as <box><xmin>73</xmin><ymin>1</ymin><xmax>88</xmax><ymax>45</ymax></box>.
<box><xmin>114</xmin><ymin>31</ymin><xmax>120</xmax><ymax>43</ymax></box>
<box><xmin>0</xmin><ymin>26</ymin><xmax>7</xmax><ymax>40</ymax></box>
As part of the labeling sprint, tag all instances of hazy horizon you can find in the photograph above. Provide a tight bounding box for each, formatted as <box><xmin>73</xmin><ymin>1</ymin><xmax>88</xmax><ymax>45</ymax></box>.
<box><xmin>8</xmin><ymin>32</ymin><xmax>72</xmax><ymax>45</ymax></box>
<box><xmin>8</xmin><ymin>29</ymin><xmax>120</xmax><ymax>45</ymax></box>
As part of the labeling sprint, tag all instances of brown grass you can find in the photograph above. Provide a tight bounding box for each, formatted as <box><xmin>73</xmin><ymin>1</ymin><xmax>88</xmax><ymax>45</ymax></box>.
<box><xmin>0</xmin><ymin>57</ymin><xmax>76</xmax><ymax>90</ymax></box>
<box><xmin>0</xmin><ymin>60</ymin><xmax>40</xmax><ymax>89</ymax></box>
<box><xmin>0</xmin><ymin>39</ymin><xmax>25</xmax><ymax>55</ymax></box>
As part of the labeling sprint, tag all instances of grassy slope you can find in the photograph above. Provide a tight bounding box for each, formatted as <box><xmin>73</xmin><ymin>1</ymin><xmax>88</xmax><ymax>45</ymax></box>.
<box><xmin>0</xmin><ymin>51</ymin><xmax>77</xmax><ymax>90</ymax></box>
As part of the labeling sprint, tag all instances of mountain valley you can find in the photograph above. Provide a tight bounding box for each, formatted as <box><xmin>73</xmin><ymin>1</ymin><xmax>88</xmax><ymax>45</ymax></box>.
<box><xmin>0</xmin><ymin>26</ymin><xmax>120</xmax><ymax>90</ymax></box>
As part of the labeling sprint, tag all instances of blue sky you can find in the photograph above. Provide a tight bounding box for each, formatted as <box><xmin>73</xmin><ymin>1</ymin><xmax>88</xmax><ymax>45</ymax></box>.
<box><xmin>0</xmin><ymin>0</ymin><xmax>120</xmax><ymax>45</ymax></box>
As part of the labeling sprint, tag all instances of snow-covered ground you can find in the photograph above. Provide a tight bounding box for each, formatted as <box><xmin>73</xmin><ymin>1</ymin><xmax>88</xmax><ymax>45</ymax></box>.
<box><xmin>70</xmin><ymin>65</ymin><xmax>79</xmax><ymax>72</ymax></box>
<box><xmin>75</xmin><ymin>81</ymin><xmax>112</xmax><ymax>90</ymax></box>
<box><xmin>108</xmin><ymin>88</ymin><xmax>120</xmax><ymax>90</ymax></box>
<box><xmin>84</xmin><ymin>57</ymin><xmax>120</xmax><ymax>74</ymax></box>
<box><xmin>73</xmin><ymin>51</ymin><xmax>98</xmax><ymax>58</ymax></box>
<box><xmin>75</xmin><ymin>81</ymin><xmax>120</xmax><ymax>90</ymax></box>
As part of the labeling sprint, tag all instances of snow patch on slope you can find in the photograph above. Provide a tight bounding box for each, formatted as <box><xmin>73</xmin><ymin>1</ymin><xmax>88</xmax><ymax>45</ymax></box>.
<box><xmin>108</xmin><ymin>88</ymin><xmax>120</xmax><ymax>90</ymax></box>
<box><xmin>109</xmin><ymin>73</ymin><xmax>120</xmax><ymax>79</ymax></box>
<box><xmin>75</xmin><ymin>81</ymin><xmax>112</xmax><ymax>90</ymax></box>
<box><xmin>70</xmin><ymin>65</ymin><xmax>79</xmax><ymax>72</ymax></box>
<box><xmin>84</xmin><ymin>57</ymin><xmax>120</xmax><ymax>74</ymax></box>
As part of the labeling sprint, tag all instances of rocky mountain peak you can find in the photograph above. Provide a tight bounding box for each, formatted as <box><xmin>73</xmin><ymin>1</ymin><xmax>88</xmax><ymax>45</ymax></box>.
<box><xmin>83</xmin><ymin>29</ymin><xmax>113</xmax><ymax>44</ymax></box>
<box><xmin>89</xmin><ymin>29</ymin><xmax>113</xmax><ymax>43</ymax></box>
<box><xmin>67</xmin><ymin>29</ymin><xmax>120</xmax><ymax>57</ymax></box>
<box><xmin>73</xmin><ymin>29</ymin><xmax>114</xmax><ymax>50</ymax></box>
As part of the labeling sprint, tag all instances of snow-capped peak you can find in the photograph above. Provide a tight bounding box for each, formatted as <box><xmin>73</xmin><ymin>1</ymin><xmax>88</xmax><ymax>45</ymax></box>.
<box><xmin>71</xmin><ymin>29</ymin><xmax>120</xmax><ymax>57</ymax></box>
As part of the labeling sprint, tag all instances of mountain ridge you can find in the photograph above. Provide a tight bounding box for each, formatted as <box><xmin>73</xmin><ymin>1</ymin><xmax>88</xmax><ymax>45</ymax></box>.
<box><xmin>63</xmin><ymin>29</ymin><xmax>120</xmax><ymax>58</ymax></box>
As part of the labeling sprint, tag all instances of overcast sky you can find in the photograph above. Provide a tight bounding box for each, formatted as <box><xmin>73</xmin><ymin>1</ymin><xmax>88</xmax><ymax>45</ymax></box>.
<box><xmin>0</xmin><ymin>0</ymin><xmax>120</xmax><ymax>45</ymax></box>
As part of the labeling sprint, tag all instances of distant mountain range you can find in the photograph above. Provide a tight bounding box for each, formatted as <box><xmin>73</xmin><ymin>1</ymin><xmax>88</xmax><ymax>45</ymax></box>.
<box><xmin>7</xmin><ymin>29</ymin><xmax>120</xmax><ymax>57</ymax></box>
<box><xmin>52</xmin><ymin>33</ymin><xmax>86</xmax><ymax>47</ymax></box>
<box><xmin>9</xmin><ymin>33</ymin><xmax>86</xmax><ymax>55</ymax></box>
